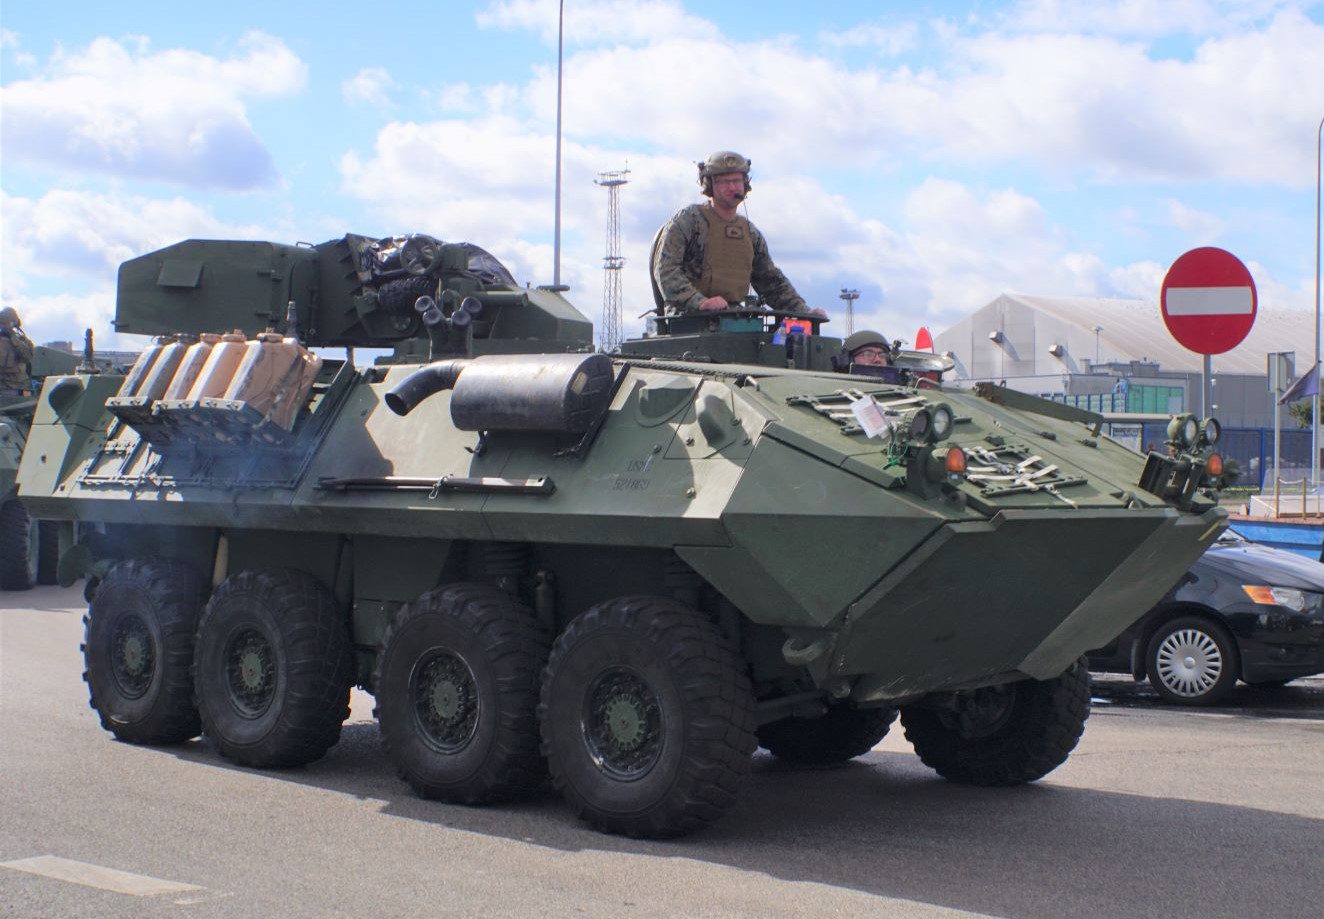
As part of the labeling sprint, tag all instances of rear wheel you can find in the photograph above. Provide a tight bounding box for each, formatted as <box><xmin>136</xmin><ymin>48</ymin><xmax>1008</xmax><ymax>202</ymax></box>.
<box><xmin>539</xmin><ymin>596</ymin><xmax>757</xmax><ymax>838</ymax></box>
<box><xmin>374</xmin><ymin>583</ymin><xmax>548</xmax><ymax>804</ymax></box>
<box><xmin>0</xmin><ymin>499</ymin><xmax>36</xmax><ymax>590</ymax></box>
<box><xmin>901</xmin><ymin>659</ymin><xmax>1090</xmax><ymax>786</ymax></box>
<box><xmin>1145</xmin><ymin>616</ymin><xmax>1239</xmax><ymax>705</ymax></box>
<box><xmin>193</xmin><ymin>569</ymin><xmax>352</xmax><ymax>767</ymax></box>
<box><xmin>757</xmin><ymin>706</ymin><xmax>896</xmax><ymax>764</ymax></box>
<box><xmin>82</xmin><ymin>557</ymin><xmax>208</xmax><ymax>744</ymax></box>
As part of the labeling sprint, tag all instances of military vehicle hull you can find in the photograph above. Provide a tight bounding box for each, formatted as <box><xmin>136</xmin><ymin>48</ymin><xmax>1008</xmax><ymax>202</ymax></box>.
<box><xmin>16</xmin><ymin>235</ymin><xmax>1228</xmax><ymax>837</ymax></box>
<box><xmin>1</xmin><ymin>344</ymin><xmax>82</xmax><ymax>589</ymax></box>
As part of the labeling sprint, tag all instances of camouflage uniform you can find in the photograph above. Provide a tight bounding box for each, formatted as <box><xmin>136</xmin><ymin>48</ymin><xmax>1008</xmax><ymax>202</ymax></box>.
<box><xmin>653</xmin><ymin>204</ymin><xmax>808</xmax><ymax>314</ymax></box>
<box><xmin>0</xmin><ymin>308</ymin><xmax>34</xmax><ymax>394</ymax></box>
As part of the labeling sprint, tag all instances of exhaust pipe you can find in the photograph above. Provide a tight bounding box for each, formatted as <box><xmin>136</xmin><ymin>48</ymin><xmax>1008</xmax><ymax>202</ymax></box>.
<box><xmin>384</xmin><ymin>359</ymin><xmax>469</xmax><ymax>416</ymax></box>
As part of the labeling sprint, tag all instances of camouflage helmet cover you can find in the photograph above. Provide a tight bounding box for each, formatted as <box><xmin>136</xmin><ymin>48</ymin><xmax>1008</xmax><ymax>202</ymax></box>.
<box><xmin>0</xmin><ymin>306</ymin><xmax>19</xmax><ymax>327</ymax></box>
<box><xmin>843</xmin><ymin>330</ymin><xmax>889</xmax><ymax>354</ymax></box>
<box><xmin>698</xmin><ymin>150</ymin><xmax>752</xmax><ymax>195</ymax></box>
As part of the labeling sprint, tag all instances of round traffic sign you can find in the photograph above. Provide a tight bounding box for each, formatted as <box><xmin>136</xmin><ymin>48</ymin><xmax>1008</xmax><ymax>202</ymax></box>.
<box><xmin>1160</xmin><ymin>247</ymin><xmax>1257</xmax><ymax>355</ymax></box>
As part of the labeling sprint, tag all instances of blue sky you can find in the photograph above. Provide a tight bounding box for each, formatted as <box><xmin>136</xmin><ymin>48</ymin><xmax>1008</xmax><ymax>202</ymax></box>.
<box><xmin>3</xmin><ymin>0</ymin><xmax>1322</xmax><ymax>350</ymax></box>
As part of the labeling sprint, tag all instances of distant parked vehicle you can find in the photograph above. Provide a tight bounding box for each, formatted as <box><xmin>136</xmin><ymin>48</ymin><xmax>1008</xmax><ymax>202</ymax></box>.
<box><xmin>1088</xmin><ymin>529</ymin><xmax>1324</xmax><ymax>705</ymax></box>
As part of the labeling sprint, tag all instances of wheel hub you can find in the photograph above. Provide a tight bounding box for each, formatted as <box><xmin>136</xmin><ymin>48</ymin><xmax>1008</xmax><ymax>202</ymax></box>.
<box><xmin>110</xmin><ymin>615</ymin><xmax>154</xmax><ymax>698</ymax></box>
<box><xmin>1156</xmin><ymin>628</ymin><xmax>1222</xmax><ymax>697</ymax></box>
<box><xmin>413</xmin><ymin>651</ymin><xmax>478</xmax><ymax>753</ymax></box>
<box><xmin>225</xmin><ymin>629</ymin><xmax>275</xmax><ymax>717</ymax></box>
<box><xmin>942</xmin><ymin>684</ymin><xmax>1016</xmax><ymax>739</ymax></box>
<box><xmin>584</xmin><ymin>668</ymin><xmax>663</xmax><ymax>779</ymax></box>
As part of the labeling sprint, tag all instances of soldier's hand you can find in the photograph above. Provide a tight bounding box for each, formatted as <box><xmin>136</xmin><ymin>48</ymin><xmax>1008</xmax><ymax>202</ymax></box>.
<box><xmin>698</xmin><ymin>297</ymin><xmax>729</xmax><ymax>311</ymax></box>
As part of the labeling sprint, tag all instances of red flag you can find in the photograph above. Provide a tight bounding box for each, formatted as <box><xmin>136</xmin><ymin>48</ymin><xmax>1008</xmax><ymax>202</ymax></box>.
<box><xmin>915</xmin><ymin>326</ymin><xmax>933</xmax><ymax>351</ymax></box>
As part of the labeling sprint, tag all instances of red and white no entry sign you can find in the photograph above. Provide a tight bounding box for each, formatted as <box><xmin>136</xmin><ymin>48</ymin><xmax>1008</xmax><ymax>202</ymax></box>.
<box><xmin>1160</xmin><ymin>247</ymin><xmax>1257</xmax><ymax>355</ymax></box>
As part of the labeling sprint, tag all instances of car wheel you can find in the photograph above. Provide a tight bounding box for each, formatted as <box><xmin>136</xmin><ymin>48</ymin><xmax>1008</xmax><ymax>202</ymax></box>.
<box><xmin>1145</xmin><ymin>615</ymin><xmax>1239</xmax><ymax>705</ymax></box>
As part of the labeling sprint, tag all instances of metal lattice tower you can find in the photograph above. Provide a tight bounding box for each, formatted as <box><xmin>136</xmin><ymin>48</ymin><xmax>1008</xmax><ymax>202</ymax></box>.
<box><xmin>839</xmin><ymin>288</ymin><xmax>860</xmax><ymax>337</ymax></box>
<box><xmin>595</xmin><ymin>168</ymin><xmax>630</xmax><ymax>351</ymax></box>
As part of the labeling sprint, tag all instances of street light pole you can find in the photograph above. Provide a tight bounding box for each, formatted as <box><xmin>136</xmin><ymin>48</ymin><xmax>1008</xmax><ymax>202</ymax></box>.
<box><xmin>553</xmin><ymin>0</ymin><xmax>564</xmax><ymax>288</ymax></box>
<box><xmin>1313</xmin><ymin>114</ymin><xmax>1322</xmax><ymax>504</ymax></box>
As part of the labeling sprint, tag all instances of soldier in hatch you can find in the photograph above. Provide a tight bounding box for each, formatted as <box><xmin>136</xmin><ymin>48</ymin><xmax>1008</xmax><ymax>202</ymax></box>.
<box><xmin>653</xmin><ymin>150</ymin><xmax>823</xmax><ymax>317</ymax></box>
<box><xmin>0</xmin><ymin>306</ymin><xmax>34</xmax><ymax>396</ymax></box>
<box><xmin>842</xmin><ymin>330</ymin><xmax>892</xmax><ymax>369</ymax></box>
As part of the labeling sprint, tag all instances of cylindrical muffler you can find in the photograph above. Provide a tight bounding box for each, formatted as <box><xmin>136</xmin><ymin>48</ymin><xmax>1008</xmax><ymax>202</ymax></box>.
<box><xmin>450</xmin><ymin>353</ymin><xmax>614</xmax><ymax>434</ymax></box>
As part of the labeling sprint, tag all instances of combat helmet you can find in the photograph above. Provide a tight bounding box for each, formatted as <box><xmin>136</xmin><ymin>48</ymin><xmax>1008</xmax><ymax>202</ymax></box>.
<box><xmin>0</xmin><ymin>306</ymin><xmax>19</xmax><ymax>327</ymax></box>
<box><xmin>843</xmin><ymin>329</ymin><xmax>889</xmax><ymax>355</ymax></box>
<box><xmin>698</xmin><ymin>150</ymin><xmax>752</xmax><ymax>196</ymax></box>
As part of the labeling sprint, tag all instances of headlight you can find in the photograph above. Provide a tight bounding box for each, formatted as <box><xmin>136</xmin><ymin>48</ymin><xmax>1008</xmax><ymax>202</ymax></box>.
<box><xmin>1242</xmin><ymin>585</ymin><xmax>1310</xmax><ymax>612</ymax></box>
<box><xmin>1167</xmin><ymin>413</ymin><xmax>1199</xmax><ymax>450</ymax></box>
<box><xmin>929</xmin><ymin>403</ymin><xmax>955</xmax><ymax>442</ymax></box>
<box><xmin>1201</xmin><ymin>417</ymin><xmax>1221</xmax><ymax>446</ymax></box>
<box><xmin>905</xmin><ymin>408</ymin><xmax>932</xmax><ymax>442</ymax></box>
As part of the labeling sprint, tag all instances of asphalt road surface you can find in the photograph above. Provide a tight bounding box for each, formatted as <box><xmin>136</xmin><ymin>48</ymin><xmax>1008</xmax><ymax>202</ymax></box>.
<box><xmin>3</xmin><ymin>585</ymin><xmax>1322</xmax><ymax>918</ymax></box>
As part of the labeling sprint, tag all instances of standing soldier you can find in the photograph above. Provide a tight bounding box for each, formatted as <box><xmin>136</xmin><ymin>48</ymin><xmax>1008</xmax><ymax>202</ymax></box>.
<box><xmin>0</xmin><ymin>307</ymin><xmax>34</xmax><ymax>396</ymax></box>
<box><xmin>653</xmin><ymin>150</ymin><xmax>823</xmax><ymax>317</ymax></box>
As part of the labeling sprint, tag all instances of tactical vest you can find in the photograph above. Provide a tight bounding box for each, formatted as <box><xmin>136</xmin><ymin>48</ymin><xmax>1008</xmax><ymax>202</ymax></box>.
<box><xmin>0</xmin><ymin>335</ymin><xmax>29</xmax><ymax>390</ymax></box>
<box><xmin>699</xmin><ymin>207</ymin><xmax>754</xmax><ymax>304</ymax></box>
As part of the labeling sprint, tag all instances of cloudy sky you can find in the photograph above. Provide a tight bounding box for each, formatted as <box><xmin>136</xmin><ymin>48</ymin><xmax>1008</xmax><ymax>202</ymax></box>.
<box><xmin>2</xmin><ymin>0</ymin><xmax>1322</xmax><ymax>351</ymax></box>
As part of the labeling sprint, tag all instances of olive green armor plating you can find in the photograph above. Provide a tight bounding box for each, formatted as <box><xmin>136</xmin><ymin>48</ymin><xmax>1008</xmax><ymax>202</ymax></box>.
<box><xmin>17</xmin><ymin>233</ymin><xmax>1227</xmax><ymax>838</ymax></box>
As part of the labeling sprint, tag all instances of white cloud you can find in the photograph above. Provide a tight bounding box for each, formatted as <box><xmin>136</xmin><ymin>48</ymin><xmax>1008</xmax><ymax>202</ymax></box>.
<box><xmin>1007</xmin><ymin>0</ymin><xmax>1295</xmax><ymax>38</ymax></box>
<box><xmin>476</xmin><ymin>0</ymin><xmax>710</xmax><ymax>44</ymax></box>
<box><xmin>0</xmin><ymin>31</ymin><xmax>305</xmax><ymax>189</ymax></box>
<box><xmin>342</xmin><ymin>67</ymin><xmax>397</xmax><ymax>108</ymax></box>
<box><xmin>819</xmin><ymin>21</ymin><xmax>919</xmax><ymax>57</ymax></box>
<box><xmin>1164</xmin><ymin>198</ymin><xmax>1226</xmax><ymax>240</ymax></box>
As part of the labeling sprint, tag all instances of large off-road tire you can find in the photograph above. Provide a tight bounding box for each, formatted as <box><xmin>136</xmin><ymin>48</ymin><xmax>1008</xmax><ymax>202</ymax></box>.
<box><xmin>1145</xmin><ymin>615</ymin><xmax>1239</xmax><ymax>705</ymax></box>
<box><xmin>374</xmin><ymin>583</ymin><xmax>549</xmax><ymax>804</ymax></box>
<box><xmin>539</xmin><ymin>596</ymin><xmax>757</xmax><ymax>838</ymax></box>
<box><xmin>0</xmin><ymin>499</ymin><xmax>36</xmax><ymax>591</ymax></box>
<box><xmin>82</xmin><ymin>557</ymin><xmax>208</xmax><ymax>744</ymax></box>
<box><xmin>757</xmin><ymin>706</ymin><xmax>897</xmax><ymax>764</ymax></box>
<box><xmin>901</xmin><ymin>659</ymin><xmax>1091</xmax><ymax>786</ymax></box>
<box><xmin>193</xmin><ymin>569</ymin><xmax>352</xmax><ymax>768</ymax></box>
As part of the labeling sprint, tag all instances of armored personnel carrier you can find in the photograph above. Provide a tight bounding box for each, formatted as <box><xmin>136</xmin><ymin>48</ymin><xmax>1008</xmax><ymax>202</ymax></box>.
<box><xmin>1</xmin><ymin>343</ymin><xmax>90</xmax><ymax>589</ymax></box>
<box><xmin>17</xmin><ymin>232</ymin><xmax>1227</xmax><ymax>837</ymax></box>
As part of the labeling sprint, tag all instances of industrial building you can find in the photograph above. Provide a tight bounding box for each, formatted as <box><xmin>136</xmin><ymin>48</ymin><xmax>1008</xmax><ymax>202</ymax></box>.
<box><xmin>934</xmin><ymin>293</ymin><xmax>1320</xmax><ymax>487</ymax></box>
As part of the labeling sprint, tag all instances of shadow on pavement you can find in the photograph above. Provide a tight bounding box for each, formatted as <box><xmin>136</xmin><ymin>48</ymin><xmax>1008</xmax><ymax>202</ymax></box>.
<box><xmin>161</xmin><ymin>709</ymin><xmax>1322</xmax><ymax>919</ymax></box>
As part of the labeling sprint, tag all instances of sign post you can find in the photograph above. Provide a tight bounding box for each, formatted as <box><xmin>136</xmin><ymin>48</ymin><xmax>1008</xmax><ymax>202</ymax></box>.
<box><xmin>1160</xmin><ymin>246</ymin><xmax>1258</xmax><ymax>418</ymax></box>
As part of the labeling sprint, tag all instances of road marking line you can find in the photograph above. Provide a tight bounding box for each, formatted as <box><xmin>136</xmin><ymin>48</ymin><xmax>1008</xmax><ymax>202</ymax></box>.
<box><xmin>0</xmin><ymin>855</ymin><xmax>203</xmax><ymax>897</ymax></box>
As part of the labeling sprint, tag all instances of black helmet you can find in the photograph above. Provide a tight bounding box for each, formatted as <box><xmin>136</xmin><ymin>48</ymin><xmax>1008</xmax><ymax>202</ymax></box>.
<box><xmin>697</xmin><ymin>150</ymin><xmax>752</xmax><ymax>196</ymax></box>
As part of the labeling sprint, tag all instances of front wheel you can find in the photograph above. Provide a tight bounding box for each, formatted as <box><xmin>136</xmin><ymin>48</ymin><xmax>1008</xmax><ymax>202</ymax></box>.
<box><xmin>1146</xmin><ymin>616</ymin><xmax>1239</xmax><ymax>705</ymax></box>
<box><xmin>539</xmin><ymin>596</ymin><xmax>757</xmax><ymax>838</ymax></box>
<box><xmin>193</xmin><ymin>569</ymin><xmax>352</xmax><ymax>767</ymax></box>
<box><xmin>901</xmin><ymin>659</ymin><xmax>1091</xmax><ymax>786</ymax></box>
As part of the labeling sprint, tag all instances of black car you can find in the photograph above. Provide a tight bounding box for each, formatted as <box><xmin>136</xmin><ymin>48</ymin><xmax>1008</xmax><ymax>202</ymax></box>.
<box><xmin>1088</xmin><ymin>528</ymin><xmax>1324</xmax><ymax>705</ymax></box>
